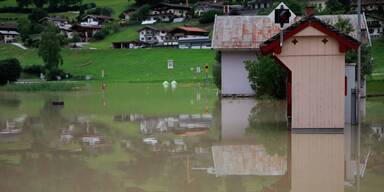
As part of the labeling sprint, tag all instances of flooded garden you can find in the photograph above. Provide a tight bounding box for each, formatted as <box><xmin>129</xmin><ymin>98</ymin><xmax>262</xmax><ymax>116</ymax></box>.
<box><xmin>0</xmin><ymin>82</ymin><xmax>383</xmax><ymax>192</ymax></box>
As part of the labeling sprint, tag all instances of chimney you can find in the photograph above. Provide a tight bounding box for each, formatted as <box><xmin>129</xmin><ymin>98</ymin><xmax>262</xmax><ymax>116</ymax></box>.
<box><xmin>305</xmin><ymin>6</ymin><xmax>315</xmax><ymax>16</ymax></box>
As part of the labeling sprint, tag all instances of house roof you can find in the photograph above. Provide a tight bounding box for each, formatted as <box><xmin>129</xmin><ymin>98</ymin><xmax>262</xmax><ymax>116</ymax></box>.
<box><xmin>73</xmin><ymin>24</ymin><xmax>102</xmax><ymax>30</ymax></box>
<box><xmin>137</xmin><ymin>25</ymin><xmax>169</xmax><ymax>32</ymax></box>
<box><xmin>194</xmin><ymin>1</ymin><xmax>224</xmax><ymax>9</ymax></box>
<box><xmin>351</xmin><ymin>0</ymin><xmax>384</xmax><ymax>6</ymax></box>
<box><xmin>0</xmin><ymin>23</ymin><xmax>18</xmax><ymax>31</ymax></box>
<box><xmin>260</xmin><ymin>16</ymin><xmax>360</xmax><ymax>55</ymax></box>
<box><xmin>82</xmin><ymin>15</ymin><xmax>113</xmax><ymax>21</ymax></box>
<box><xmin>366</xmin><ymin>13</ymin><xmax>384</xmax><ymax>21</ymax></box>
<box><xmin>212</xmin><ymin>14</ymin><xmax>368</xmax><ymax>50</ymax></box>
<box><xmin>39</xmin><ymin>16</ymin><xmax>68</xmax><ymax>23</ymax></box>
<box><xmin>0</xmin><ymin>30</ymin><xmax>19</xmax><ymax>35</ymax></box>
<box><xmin>170</xmin><ymin>26</ymin><xmax>208</xmax><ymax>33</ymax></box>
<box><xmin>154</xmin><ymin>2</ymin><xmax>191</xmax><ymax>10</ymax></box>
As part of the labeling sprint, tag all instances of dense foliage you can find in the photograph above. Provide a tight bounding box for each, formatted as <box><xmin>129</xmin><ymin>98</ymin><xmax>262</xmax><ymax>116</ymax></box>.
<box><xmin>346</xmin><ymin>45</ymin><xmax>374</xmax><ymax>80</ymax></box>
<box><xmin>38</xmin><ymin>24</ymin><xmax>64</xmax><ymax>80</ymax></box>
<box><xmin>0</xmin><ymin>58</ymin><xmax>22</xmax><ymax>85</ymax></box>
<box><xmin>199</xmin><ymin>10</ymin><xmax>223</xmax><ymax>24</ymax></box>
<box><xmin>245</xmin><ymin>56</ymin><xmax>287</xmax><ymax>99</ymax></box>
<box><xmin>212</xmin><ymin>51</ymin><xmax>221</xmax><ymax>89</ymax></box>
<box><xmin>16</xmin><ymin>0</ymin><xmax>82</xmax><ymax>9</ymax></box>
<box><xmin>130</xmin><ymin>4</ymin><xmax>150</xmax><ymax>22</ymax></box>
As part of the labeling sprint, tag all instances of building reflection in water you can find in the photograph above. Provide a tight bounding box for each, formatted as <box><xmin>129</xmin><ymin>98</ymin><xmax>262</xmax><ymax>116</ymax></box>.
<box><xmin>217</xmin><ymin>98</ymin><xmax>364</xmax><ymax>192</ymax></box>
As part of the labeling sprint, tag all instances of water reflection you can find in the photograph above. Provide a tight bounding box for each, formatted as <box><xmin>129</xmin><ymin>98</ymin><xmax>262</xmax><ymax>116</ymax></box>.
<box><xmin>0</xmin><ymin>83</ymin><xmax>383</xmax><ymax>191</ymax></box>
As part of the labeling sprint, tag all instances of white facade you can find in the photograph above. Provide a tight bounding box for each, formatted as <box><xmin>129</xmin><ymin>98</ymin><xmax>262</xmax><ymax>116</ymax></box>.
<box><xmin>139</xmin><ymin>27</ymin><xmax>169</xmax><ymax>44</ymax></box>
<box><xmin>0</xmin><ymin>31</ymin><xmax>19</xmax><ymax>43</ymax></box>
<box><xmin>221</xmin><ymin>51</ymin><xmax>256</xmax><ymax>96</ymax></box>
<box><xmin>366</xmin><ymin>15</ymin><xmax>384</xmax><ymax>38</ymax></box>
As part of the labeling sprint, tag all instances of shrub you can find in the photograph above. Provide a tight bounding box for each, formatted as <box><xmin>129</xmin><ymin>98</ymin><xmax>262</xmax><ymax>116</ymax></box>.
<box><xmin>45</xmin><ymin>68</ymin><xmax>71</xmax><ymax>81</ymax></box>
<box><xmin>245</xmin><ymin>56</ymin><xmax>287</xmax><ymax>99</ymax></box>
<box><xmin>92</xmin><ymin>28</ymin><xmax>110</xmax><ymax>40</ymax></box>
<box><xmin>212</xmin><ymin>51</ymin><xmax>221</xmax><ymax>89</ymax></box>
<box><xmin>23</xmin><ymin>64</ymin><xmax>45</xmax><ymax>75</ymax></box>
<box><xmin>199</xmin><ymin>10</ymin><xmax>222</xmax><ymax>24</ymax></box>
<box><xmin>131</xmin><ymin>4</ymin><xmax>150</xmax><ymax>22</ymax></box>
<box><xmin>0</xmin><ymin>58</ymin><xmax>22</xmax><ymax>85</ymax></box>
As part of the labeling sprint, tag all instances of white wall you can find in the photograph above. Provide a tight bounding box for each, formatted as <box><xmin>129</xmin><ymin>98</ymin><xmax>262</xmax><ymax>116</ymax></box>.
<box><xmin>221</xmin><ymin>98</ymin><xmax>256</xmax><ymax>141</ymax></box>
<box><xmin>221</xmin><ymin>51</ymin><xmax>256</xmax><ymax>96</ymax></box>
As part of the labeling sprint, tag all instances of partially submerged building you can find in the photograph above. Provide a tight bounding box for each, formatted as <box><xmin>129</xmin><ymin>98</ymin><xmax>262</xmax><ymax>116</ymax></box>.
<box><xmin>212</xmin><ymin>3</ymin><xmax>370</xmax><ymax>97</ymax></box>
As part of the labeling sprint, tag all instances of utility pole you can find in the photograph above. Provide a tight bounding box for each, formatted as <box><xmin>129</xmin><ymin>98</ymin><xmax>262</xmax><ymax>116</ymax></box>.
<box><xmin>357</xmin><ymin>0</ymin><xmax>362</xmax><ymax>123</ymax></box>
<box><xmin>356</xmin><ymin>0</ymin><xmax>362</xmax><ymax>191</ymax></box>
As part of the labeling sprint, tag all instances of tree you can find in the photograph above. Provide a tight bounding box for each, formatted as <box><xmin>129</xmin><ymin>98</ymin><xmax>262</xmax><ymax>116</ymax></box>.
<box><xmin>131</xmin><ymin>4</ymin><xmax>150</xmax><ymax>22</ymax></box>
<box><xmin>28</xmin><ymin>8</ymin><xmax>48</xmax><ymax>23</ymax></box>
<box><xmin>199</xmin><ymin>10</ymin><xmax>223</xmax><ymax>24</ymax></box>
<box><xmin>87</xmin><ymin>7</ymin><xmax>114</xmax><ymax>17</ymax></box>
<box><xmin>324</xmin><ymin>0</ymin><xmax>345</xmax><ymax>14</ymax></box>
<box><xmin>245</xmin><ymin>56</ymin><xmax>287</xmax><ymax>99</ymax></box>
<box><xmin>0</xmin><ymin>59</ymin><xmax>22</xmax><ymax>85</ymax></box>
<box><xmin>346</xmin><ymin>45</ymin><xmax>373</xmax><ymax>80</ymax></box>
<box><xmin>38</xmin><ymin>24</ymin><xmax>63</xmax><ymax>73</ymax></box>
<box><xmin>334</xmin><ymin>16</ymin><xmax>354</xmax><ymax>35</ymax></box>
<box><xmin>212</xmin><ymin>51</ymin><xmax>221</xmax><ymax>89</ymax></box>
<box><xmin>33</xmin><ymin>0</ymin><xmax>47</xmax><ymax>8</ymax></box>
<box><xmin>334</xmin><ymin>16</ymin><xmax>373</xmax><ymax>80</ymax></box>
<box><xmin>48</xmin><ymin>0</ymin><xmax>60</xmax><ymax>9</ymax></box>
<box><xmin>135</xmin><ymin>0</ymin><xmax>158</xmax><ymax>6</ymax></box>
<box><xmin>16</xmin><ymin>0</ymin><xmax>32</xmax><ymax>8</ymax></box>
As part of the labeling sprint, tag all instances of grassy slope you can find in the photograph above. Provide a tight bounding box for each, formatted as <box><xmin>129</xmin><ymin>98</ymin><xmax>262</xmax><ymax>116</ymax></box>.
<box><xmin>87</xmin><ymin>20</ymin><xmax>207</xmax><ymax>49</ymax></box>
<box><xmin>367</xmin><ymin>40</ymin><xmax>384</xmax><ymax>94</ymax></box>
<box><xmin>0</xmin><ymin>0</ymin><xmax>132</xmax><ymax>17</ymax></box>
<box><xmin>0</xmin><ymin>0</ymin><xmax>16</xmax><ymax>7</ymax></box>
<box><xmin>372</xmin><ymin>40</ymin><xmax>384</xmax><ymax>79</ymax></box>
<box><xmin>0</xmin><ymin>44</ymin><xmax>216</xmax><ymax>82</ymax></box>
<box><xmin>83</xmin><ymin>0</ymin><xmax>133</xmax><ymax>17</ymax></box>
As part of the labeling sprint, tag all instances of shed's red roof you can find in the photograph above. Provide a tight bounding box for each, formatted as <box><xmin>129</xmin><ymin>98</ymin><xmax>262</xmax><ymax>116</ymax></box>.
<box><xmin>174</xmin><ymin>26</ymin><xmax>208</xmax><ymax>33</ymax></box>
<box><xmin>260</xmin><ymin>16</ymin><xmax>360</xmax><ymax>55</ymax></box>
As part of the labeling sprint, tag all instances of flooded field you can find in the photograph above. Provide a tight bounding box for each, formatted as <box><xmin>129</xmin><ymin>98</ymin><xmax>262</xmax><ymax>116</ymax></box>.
<box><xmin>0</xmin><ymin>82</ymin><xmax>383</xmax><ymax>192</ymax></box>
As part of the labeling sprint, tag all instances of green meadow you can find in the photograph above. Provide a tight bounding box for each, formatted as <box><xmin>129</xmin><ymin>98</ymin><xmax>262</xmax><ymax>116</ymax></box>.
<box><xmin>0</xmin><ymin>0</ymin><xmax>133</xmax><ymax>18</ymax></box>
<box><xmin>0</xmin><ymin>44</ymin><xmax>216</xmax><ymax>82</ymax></box>
<box><xmin>372</xmin><ymin>40</ymin><xmax>384</xmax><ymax>80</ymax></box>
<box><xmin>87</xmin><ymin>20</ymin><xmax>206</xmax><ymax>49</ymax></box>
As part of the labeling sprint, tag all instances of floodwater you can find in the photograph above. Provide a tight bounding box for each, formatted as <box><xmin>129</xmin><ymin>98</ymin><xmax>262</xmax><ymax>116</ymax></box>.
<box><xmin>0</xmin><ymin>82</ymin><xmax>383</xmax><ymax>192</ymax></box>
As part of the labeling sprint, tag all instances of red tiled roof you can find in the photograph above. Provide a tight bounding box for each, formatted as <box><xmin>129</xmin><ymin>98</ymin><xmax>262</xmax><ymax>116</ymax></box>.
<box><xmin>174</xmin><ymin>26</ymin><xmax>208</xmax><ymax>33</ymax></box>
<box><xmin>212</xmin><ymin>14</ymin><xmax>368</xmax><ymax>50</ymax></box>
<box><xmin>0</xmin><ymin>23</ymin><xmax>18</xmax><ymax>31</ymax></box>
<box><xmin>83</xmin><ymin>15</ymin><xmax>113</xmax><ymax>20</ymax></box>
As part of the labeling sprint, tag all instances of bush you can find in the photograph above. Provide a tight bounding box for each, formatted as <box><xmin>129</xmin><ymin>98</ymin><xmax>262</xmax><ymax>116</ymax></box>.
<box><xmin>92</xmin><ymin>28</ymin><xmax>110</xmax><ymax>40</ymax></box>
<box><xmin>212</xmin><ymin>51</ymin><xmax>221</xmax><ymax>89</ymax></box>
<box><xmin>0</xmin><ymin>58</ymin><xmax>22</xmax><ymax>85</ymax></box>
<box><xmin>199</xmin><ymin>10</ymin><xmax>223</xmax><ymax>24</ymax></box>
<box><xmin>131</xmin><ymin>4</ymin><xmax>150</xmax><ymax>22</ymax></box>
<box><xmin>45</xmin><ymin>68</ymin><xmax>71</xmax><ymax>81</ymax></box>
<box><xmin>245</xmin><ymin>56</ymin><xmax>287</xmax><ymax>99</ymax></box>
<box><xmin>23</xmin><ymin>64</ymin><xmax>45</xmax><ymax>75</ymax></box>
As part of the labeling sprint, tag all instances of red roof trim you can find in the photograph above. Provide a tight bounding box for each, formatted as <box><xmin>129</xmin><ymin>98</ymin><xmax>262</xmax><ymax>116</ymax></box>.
<box><xmin>173</xmin><ymin>26</ymin><xmax>208</xmax><ymax>33</ymax></box>
<box><xmin>260</xmin><ymin>19</ymin><xmax>360</xmax><ymax>55</ymax></box>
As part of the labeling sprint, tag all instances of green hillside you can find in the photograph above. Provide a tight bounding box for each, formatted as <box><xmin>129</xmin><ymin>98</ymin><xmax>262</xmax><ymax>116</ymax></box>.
<box><xmin>0</xmin><ymin>44</ymin><xmax>216</xmax><ymax>82</ymax></box>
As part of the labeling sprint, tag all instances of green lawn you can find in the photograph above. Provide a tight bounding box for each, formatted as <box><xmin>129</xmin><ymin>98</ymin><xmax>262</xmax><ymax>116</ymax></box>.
<box><xmin>0</xmin><ymin>0</ymin><xmax>133</xmax><ymax>17</ymax></box>
<box><xmin>0</xmin><ymin>44</ymin><xmax>216</xmax><ymax>82</ymax></box>
<box><xmin>372</xmin><ymin>40</ymin><xmax>384</xmax><ymax>80</ymax></box>
<box><xmin>0</xmin><ymin>0</ymin><xmax>17</xmax><ymax>7</ymax></box>
<box><xmin>83</xmin><ymin>0</ymin><xmax>134</xmax><ymax>17</ymax></box>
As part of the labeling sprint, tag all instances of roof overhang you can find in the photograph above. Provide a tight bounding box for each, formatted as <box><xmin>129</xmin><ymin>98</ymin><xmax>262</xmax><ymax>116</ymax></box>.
<box><xmin>260</xmin><ymin>16</ymin><xmax>360</xmax><ymax>55</ymax></box>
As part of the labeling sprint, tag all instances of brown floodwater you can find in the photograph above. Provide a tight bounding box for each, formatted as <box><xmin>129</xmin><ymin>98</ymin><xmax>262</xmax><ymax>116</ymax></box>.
<box><xmin>0</xmin><ymin>82</ymin><xmax>383</xmax><ymax>192</ymax></box>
